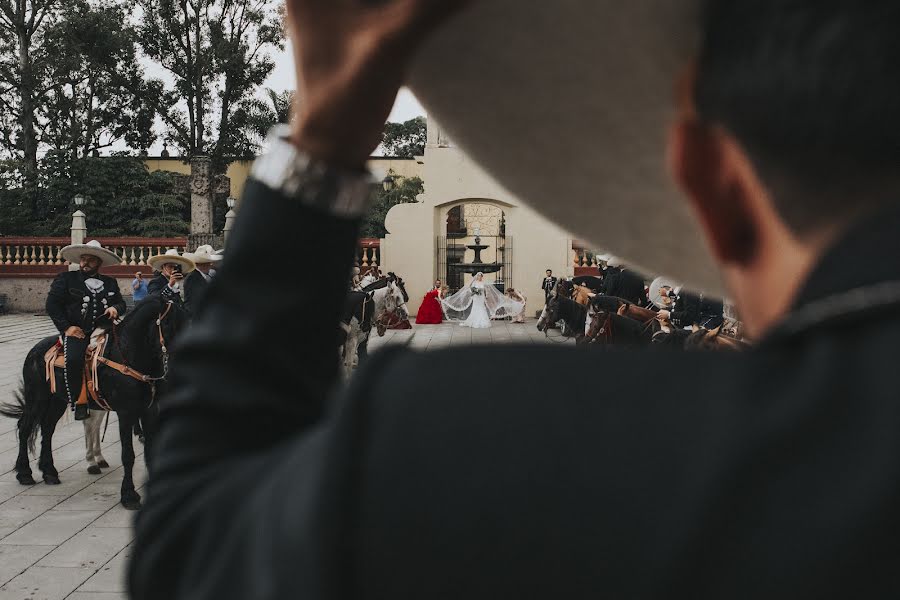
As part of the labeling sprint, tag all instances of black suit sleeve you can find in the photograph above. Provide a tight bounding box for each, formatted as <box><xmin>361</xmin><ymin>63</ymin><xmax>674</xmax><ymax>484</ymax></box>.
<box><xmin>671</xmin><ymin>292</ymin><xmax>701</xmax><ymax>327</ymax></box>
<box><xmin>107</xmin><ymin>278</ymin><xmax>126</xmax><ymax>316</ymax></box>
<box><xmin>130</xmin><ymin>179</ymin><xmax>363</xmax><ymax>599</ymax></box>
<box><xmin>46</xmin><ymin>273</ymin><xmax>72</xmax><ymax>334</ymax></box>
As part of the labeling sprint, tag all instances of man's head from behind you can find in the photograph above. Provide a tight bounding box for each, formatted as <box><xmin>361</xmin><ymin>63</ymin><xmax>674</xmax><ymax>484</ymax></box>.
<box><xmin>669</xmin><ymin>0</ymin><xmax>900</xmax><ymax>335</ymax></box>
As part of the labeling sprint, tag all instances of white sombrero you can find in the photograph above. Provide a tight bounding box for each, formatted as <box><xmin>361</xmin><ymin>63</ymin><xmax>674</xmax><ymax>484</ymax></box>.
<box><xmin>60</xmin><ymin>240</ymin><xmax>121</xmax><ymax>267</ymax></box>
<box><xmin>147</xmin><ymin>249</ymin><xmax>196</xmax><ymax>274</ymax></box>
<box><xmin>183</xmin><ymin>245</ymin><xmax>223</xmax><ymax>265</ymax></box>
<box><xmin>409</xmin><ymin>0</ymin><xmax>721</xmax><ymax>295</ymax></box>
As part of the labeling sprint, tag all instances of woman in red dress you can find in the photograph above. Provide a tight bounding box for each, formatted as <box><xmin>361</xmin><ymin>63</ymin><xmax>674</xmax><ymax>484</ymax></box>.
<box><xmin>415</xmin><ymin>279</ymin><xmax>445</xmax><ymax>324</ymax></box>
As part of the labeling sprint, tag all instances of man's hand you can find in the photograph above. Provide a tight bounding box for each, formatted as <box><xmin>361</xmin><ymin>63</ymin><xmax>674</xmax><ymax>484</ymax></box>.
<box><xmin>104</xmin><ymin>307</ymin><xmax>119</xmax><ymax>320</ymax></box>
<box><xmin>657</xmin><ymin>310</ymin><xmax>671</xmax><ymax>321</ymax></box>
<box><xmin>287</xmin><ymin>0</ymin><xmax>473</xmax><ymax>168</ymax></box>
<box><xmin>65</xmin><ymin>326</ymin><xmax>86</xmax><ymax>339</ymax></box>
<box><xmin>168</xmin><ymin>273</ymin><xmax>183</xmax><ymax>288</ymax></box>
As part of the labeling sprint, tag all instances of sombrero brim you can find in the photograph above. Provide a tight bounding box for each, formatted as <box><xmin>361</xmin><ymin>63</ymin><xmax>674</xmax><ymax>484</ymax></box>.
<box><xmin>183</xmin><ymin>253</ymin><xmax>223</xmax><ymax>264</ymax></box>
<box><xmin>60</xmin><ymin>244</ymin><xmax>121</xmax><ymax>267</ymax></box>
<box><xmin>147</xmin><ymin>254</ymin><xmax>196</xmax><ymax>274</ymax></box>
<box><xmin>409</xmin><ymin>0</ymin><xmax>721</xmax><ymax>295</ymax></box>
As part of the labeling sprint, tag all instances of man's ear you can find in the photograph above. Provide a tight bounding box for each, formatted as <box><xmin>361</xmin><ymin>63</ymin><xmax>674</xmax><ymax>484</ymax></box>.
<box><xmin>669</xmin><ymin>118</ymin><xmax>760</xmax><ymax>267</ymax></box>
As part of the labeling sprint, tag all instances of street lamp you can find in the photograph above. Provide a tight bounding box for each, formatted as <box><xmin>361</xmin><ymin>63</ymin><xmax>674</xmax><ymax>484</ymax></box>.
<box><xmin>382</xmin><ymin>175</ymin><xmax>395</xmax><ymax>192</ymax></box>
<box><xmin>226</xmin><ymin>196</ymin><xmax>236</xmax><ymax>210</ymax></box>
<box><xmin>70</xmin><ymin>194</ymin><xmax>87</xmax><ymax>267</ymax></box>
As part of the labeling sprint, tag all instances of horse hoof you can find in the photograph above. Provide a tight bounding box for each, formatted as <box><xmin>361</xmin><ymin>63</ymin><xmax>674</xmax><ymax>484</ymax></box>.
<box><xmin>87</xmin><ymin>465</ymin><xmax>102</xmax><ymax>475</ymax></box>
<box><xmin>16</xmin><ymin>474</ymin><xmax>36</xmax><ymax>486</ymax></box>
<box><xmin>121</xmin><ymin>498</ymin><xmax>142</xmax><ymax>511</ymax></box>
<box><xmin>98</xmin><ymin>460</ymin><xmax>110</xmax><ymax>469</ymax></box>
<box><xmin>42</xmin><ymin>474</ymin><xmax>61</xmax><ymax>485</ymax></box>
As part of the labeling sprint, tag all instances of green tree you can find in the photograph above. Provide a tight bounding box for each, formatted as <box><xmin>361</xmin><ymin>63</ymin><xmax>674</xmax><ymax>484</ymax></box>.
<box><xmin>359</xmin><ymin>172</ymin><xmax>424</xmax><ymax>238</ymax></box>
<box><xmin>138</xmin><ymin>0</ymin><xmax>285</xmax><ymax>166</ymax></box>
<box><xmin>0</xmin><ymin>0</ymin><xmax>57</xmax><ymax>185</ymax></box>
<box><xmin>381</xmin><ymin>116</ymin><xmax>426</xmax><ymax>158</ymax></box>
<box><xmin>40</xmin><ymin>0</ymin><xmax>160</xmax><ymax>161</ymax></box>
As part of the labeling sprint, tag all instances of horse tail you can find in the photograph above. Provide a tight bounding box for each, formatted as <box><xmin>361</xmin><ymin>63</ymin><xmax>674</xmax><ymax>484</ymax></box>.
<box><xmin>0</xmin><ymin>384</ymin><xmax>42</xmax><ymax>455</ymax></box>
<box><xmin>0</xmin><ymin>349</ymin><xmax>53</xmax><ymax>454</ymax></box>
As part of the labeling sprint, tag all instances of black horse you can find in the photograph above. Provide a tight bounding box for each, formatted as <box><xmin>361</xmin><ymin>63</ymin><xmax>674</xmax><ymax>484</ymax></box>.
<box><xmin>537</xmin><ymin>293</ymin><xmax>589</xmax><ymax>344</ymax></box>
<box><xmin>0</xmin><ymin>296</ymin><xmax>188</xmax><ymax>509</ymax></box>
<box><xmin>586</xmin><ymin>309</ymin><xmax>655</xmax><ymax>347</ymax></box>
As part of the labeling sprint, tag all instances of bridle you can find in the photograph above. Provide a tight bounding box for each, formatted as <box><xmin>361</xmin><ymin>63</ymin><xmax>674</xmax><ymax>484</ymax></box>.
<box><xmin>104</xmin><ymin>301</ymin><xmax>177</xmax><ymax>386</ymax></box>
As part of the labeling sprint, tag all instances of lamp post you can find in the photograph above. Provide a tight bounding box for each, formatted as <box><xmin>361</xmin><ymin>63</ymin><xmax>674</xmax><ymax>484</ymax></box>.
<box><xmin>382</xmin><ymin>175</ymin><xmax>395</xmax><ymax>192</ymax></box>
<box><xmin>223</xmin><ymin>196</ymin><xmax>237</xmax><ymax>246</ymax></box>
<box><xmin>70</xmin><ymin>194</ymin><xmax>86</xmax><ymax>271</ymax></box>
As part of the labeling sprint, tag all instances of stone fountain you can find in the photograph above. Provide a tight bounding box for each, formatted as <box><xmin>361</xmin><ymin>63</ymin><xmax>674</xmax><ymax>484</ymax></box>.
<box><xmin>450</xmin><ymin>228</ymin><xmax>502</xmax><ymax>276</ymax></box>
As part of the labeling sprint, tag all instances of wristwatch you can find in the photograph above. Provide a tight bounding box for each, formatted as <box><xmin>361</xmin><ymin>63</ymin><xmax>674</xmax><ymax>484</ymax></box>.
<box><xmin>250</xmin><ymin>125</ymin><xmax>374</xmax><ymax>219</ymax></box>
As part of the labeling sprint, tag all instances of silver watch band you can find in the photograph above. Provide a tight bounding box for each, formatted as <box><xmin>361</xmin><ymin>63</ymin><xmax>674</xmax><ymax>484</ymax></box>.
<box><xmin>250</xmin><ymin>125</ymin><xmax>374</xmax><ymax>219</ymax></box>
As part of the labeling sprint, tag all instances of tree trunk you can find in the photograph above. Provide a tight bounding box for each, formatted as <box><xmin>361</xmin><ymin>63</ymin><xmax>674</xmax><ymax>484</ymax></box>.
<box><xmin>17</xmin><ymin>20</ymin><xmax>38</xmax><ymax>186</ymax></box>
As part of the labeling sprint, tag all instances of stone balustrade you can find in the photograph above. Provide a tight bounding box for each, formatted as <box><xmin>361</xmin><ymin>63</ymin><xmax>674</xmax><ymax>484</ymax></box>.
<box><xmin>356</xmin><ymin>238</ymin><xmax>381</xmax><ymax>273</ymax></box>
<box><xmin>0</xmin><ymin>237</ymin><xmax>188</xmax><ymax>274</ymax></box>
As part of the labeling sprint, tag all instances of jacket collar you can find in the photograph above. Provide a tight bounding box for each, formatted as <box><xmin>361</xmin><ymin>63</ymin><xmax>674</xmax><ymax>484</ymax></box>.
<box><xmin>765</xmin><ymin>202</ymin><xmax>900</xmax><ymax>342</ymax></box>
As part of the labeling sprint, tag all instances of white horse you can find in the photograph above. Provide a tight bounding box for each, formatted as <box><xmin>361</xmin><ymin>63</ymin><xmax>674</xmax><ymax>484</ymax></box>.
<box><xmin>340</xmin><ymin>280</ymin><xmax>406</xmax><ymax>378</ymax></box>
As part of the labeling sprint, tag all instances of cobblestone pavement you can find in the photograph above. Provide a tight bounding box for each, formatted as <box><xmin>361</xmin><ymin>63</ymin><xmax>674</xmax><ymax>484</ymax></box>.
<box><xmin>0</xmin><ymin>314</ymin><xmax>568</xmax><ymax>599</ymax></box>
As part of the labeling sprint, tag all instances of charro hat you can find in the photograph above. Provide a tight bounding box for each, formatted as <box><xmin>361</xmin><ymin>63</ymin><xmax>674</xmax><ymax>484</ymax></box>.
<box><xmin>408</xmin><ymin>0</ymin><xmax>722</xmax><ymax>295</ymax></box>
<box><xmin>183</xmin><ymin>245</ymin><xmax>223</xmax><ymax>265</ymax></box>
<box><xmin>147</xmin><ymin>249</ymin><xmax>196</xmax><ymax>274</ymax></box>
<box><xmin>60</xmin><ymin>240</ymin><xmax>121</xmax><ymax>267</ymax></box>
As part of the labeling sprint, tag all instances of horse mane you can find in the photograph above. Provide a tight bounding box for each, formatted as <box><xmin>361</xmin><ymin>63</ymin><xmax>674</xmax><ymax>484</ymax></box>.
<box><xmin>119</xmin><ymin>296</ymin><xmax>165</xmax><ymax>332</ymax></box>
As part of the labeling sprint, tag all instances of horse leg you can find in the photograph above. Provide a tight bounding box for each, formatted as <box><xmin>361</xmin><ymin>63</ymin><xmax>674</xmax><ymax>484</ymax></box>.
<box><xmin>118</xmin><ymin>413</ymin><xmax>141</xmax><ymax>510</ymax></box>
<box><xmin>139</xmin><ymin>404</ymin><xmax>159</xmax><ymax>475</ymax></box>
<box><xmin>82</xmin><ymin>411</ymin><xmax>104</xmax><ymax>475</ymax></box>
<box><xmin>37</xmin><ymin>399</ymin><xmax>66</xmax><ymax>485</ymax></box>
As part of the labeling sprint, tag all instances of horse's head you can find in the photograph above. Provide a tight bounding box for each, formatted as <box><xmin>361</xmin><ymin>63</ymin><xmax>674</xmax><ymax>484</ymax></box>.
<box><xmin>586</xmin><ymin>309</ymin><xmax>612</xmax><ymax>343</ymax></box>
<box><xmin>537</xmin><ymin>288</ymin><xmax>561</xmax><ymax>332</ymax></box>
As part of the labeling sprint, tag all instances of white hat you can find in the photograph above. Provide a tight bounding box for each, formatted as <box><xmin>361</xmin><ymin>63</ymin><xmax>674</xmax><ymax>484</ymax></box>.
<box><xmin>183</xmin><ymin>244</ymin><xmax>223</xmax><ymax>265</ymax></box>
<box><xmin>60</xmin><ymin>240</ymin><xmax>121</xmax><ymax>267</ymax></box>
<box><xmin>147</xmin><ymin>249</ymin><xmax>196</xmax><ymax>273</ymax></box>
<box><xmin>408</xmin><ymin>0</ymin><xmax>722</xmax><ymax>295</ymax></box>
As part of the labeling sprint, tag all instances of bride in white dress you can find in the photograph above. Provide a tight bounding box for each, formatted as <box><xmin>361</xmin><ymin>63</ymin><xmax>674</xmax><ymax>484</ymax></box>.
<box><xmin>441</xmin><ymin>272</ymin><xmax>525</xmax><ymax>329</ymax></box>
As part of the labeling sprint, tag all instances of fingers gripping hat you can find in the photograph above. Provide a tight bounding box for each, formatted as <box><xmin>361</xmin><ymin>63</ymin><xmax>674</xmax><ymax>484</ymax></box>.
<box><xmin>147</xmin><ymin>248</ymin><xmax>196</xmax><ymax>274</ymax></box>
<box><xmin>408</xmin><ymin>0</ymin><xmax>721</xmax><ymax>295</ymax></box>
<box><xmin>60</xmin><ymin>240</ymin><xmax>121</xmax><ymax>267</ymax></box>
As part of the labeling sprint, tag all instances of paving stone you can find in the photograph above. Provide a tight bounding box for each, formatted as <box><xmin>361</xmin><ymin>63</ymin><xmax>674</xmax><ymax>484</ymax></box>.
<box><xmin>52</xmin><ymin>483</ymin><xmax>122</xmax><ymax>512</ymax></box>
<box><xmin>75</xmin><ymin>545</ymin><xmax>131</xmax><ymax>593</ymax></box>
<box><xmin>68</xmin><ymin>593</ymin><xmax>127</xmax><ymax>600</ymax></box>
<box><xmin>92</xmin><ymin>506</ymin><xmax>136</xmax><ymax>529</ymax></box>
<box><xmin>36</xmin><ymin>526</ymin><xmax>131</xmax><ymax>569</ymax></box>
<box><xmin>0</xmin><ymin>565</ymin><xmax>93</xmax><ymax>600</ymax></box>
<box><xmin>0</xmin><ymin>510</ymin><xmax>102</xmax><ymax>546</ymax></box>
<box><xmin>0</xmin><ymin>495</ymin><xmax>65</xmax><ymax>529</ymax></box>
<box><xmin>0</xmin><ymin>545</ymin><xmax>51</xmax><ymax>587</ymax></box>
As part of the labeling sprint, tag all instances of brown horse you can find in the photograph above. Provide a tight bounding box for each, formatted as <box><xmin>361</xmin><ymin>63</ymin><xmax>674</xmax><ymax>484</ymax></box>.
<box><xmin>572</xmin><ymin>284</ymin><xmax>594</xmax><ymax>306</ymax></box>
<box><xmin>585</xmin><ymin>309</ymin><xmax>654</xmax><ymax>347</ymax></box>
<box><xmin>684</xmin><ymin>326</ymin><xmax>750</xmax><ymax>351</ymax></box>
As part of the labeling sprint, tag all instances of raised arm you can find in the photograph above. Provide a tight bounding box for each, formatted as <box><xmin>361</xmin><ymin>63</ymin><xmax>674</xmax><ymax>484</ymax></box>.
<box><xmin>130</xmin><ymin>1</ymin><xmax>473</xmax><ymax>597</ymax></box>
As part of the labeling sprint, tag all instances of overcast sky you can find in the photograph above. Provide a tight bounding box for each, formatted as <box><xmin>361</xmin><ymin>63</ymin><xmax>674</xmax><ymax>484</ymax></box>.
<box><xmin>137</xmin><ymin>39</ymin><xmax>425</xmax><ymax>155</ymax></box>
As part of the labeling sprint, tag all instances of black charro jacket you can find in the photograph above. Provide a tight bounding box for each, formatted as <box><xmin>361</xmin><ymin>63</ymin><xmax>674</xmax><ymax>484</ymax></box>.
<box><xmin>46</xmin><ymin>270</ymin><xmax>125</xmax><ymax>335</ymax></box>
<box><xmin>130</xmin><ymin>180</ymin><xmax>900</xmax><ymax>599</ymax></box>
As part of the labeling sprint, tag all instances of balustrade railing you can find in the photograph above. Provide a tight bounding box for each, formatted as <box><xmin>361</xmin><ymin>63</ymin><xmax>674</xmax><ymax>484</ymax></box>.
<box><xmin>355</xmin><ymin>238</ymin><xmax>381</xmax><ymax>273</ymax></box>
<box><xmin>0</xmin><ymin>237</ymin><xmax>188</xmax><ymax>273</ymax></box>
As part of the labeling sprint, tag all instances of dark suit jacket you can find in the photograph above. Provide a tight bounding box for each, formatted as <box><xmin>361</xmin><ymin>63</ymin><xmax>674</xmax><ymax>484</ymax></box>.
<box><xmin>603</xmin><ymin>268</ymin><xmax>647</xmax><ymax>306</ymax></box>
<box><xmin>670</xmin><ymin>290</ymin><xmax>701</xmax><ymax>327</ymax></box>
<box><xmin>130</xmin><ymin>181</ymin><xmax>900</xmax><ymax>599</ymax></box>
<box><xmin>183</xmin><ymin>270</ymin><xmax>209</xmax><ymax>313</ymax></box>
<box><xmin>46</xmin><ymin>270</ymin><xmax>125</xmax><ymax>334</ymax></box>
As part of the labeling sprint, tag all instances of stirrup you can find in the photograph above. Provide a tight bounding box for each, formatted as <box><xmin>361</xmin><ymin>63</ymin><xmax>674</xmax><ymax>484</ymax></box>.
<box><xmin>74</xmin><ymin>404</ymin><xmax>89</xmax><ymax>421</ymax></box>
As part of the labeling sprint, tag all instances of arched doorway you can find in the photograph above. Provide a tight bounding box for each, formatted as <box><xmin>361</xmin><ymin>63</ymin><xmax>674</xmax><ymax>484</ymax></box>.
<box><xmin>437</xmin><ymin>202</ymin><xmax>512</xmax><ymax>293</ymax></box>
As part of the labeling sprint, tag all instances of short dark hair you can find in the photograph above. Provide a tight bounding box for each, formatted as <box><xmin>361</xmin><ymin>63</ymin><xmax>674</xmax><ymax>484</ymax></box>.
<box><xmin>546</xmin><ymin>269</ymin><xmax>552</xmax><ymax>273</ymax></box>
<box><xmin>695</xmin><ymin>1</ymin><xmax>900</xmax><ymax>235</ymax></box>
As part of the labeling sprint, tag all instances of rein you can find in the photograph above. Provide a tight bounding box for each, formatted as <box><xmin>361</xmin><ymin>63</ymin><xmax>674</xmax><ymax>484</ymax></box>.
<box><xmin>101</xmin><ymin>302</ymin><xmax>175</xmax><ymax>386</ymax></box>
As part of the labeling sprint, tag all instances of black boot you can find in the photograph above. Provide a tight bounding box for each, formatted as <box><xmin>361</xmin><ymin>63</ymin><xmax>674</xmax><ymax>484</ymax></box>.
<box><xmin>74</xmin><ymin>404</ymin><xmax>89</xmax><ymax>421</ymax></box>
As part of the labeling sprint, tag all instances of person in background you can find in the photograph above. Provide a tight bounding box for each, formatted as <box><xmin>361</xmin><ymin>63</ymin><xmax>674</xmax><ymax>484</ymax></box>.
<box><xmin>132</xmin><ymin>272</ymin><xmax>149</xmax><ymax>302</ymax></box>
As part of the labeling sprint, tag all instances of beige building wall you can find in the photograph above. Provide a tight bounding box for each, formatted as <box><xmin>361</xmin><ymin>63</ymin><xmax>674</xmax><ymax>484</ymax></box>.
<box><xmin>145</xmin><ymin>157</ymin><xmax>419</xmax><ymax>205</ymax></box>
<box><xmin>383</xmin><ymin>127</ymin><xmax>572</xmax><ymax>316</ymax></box>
